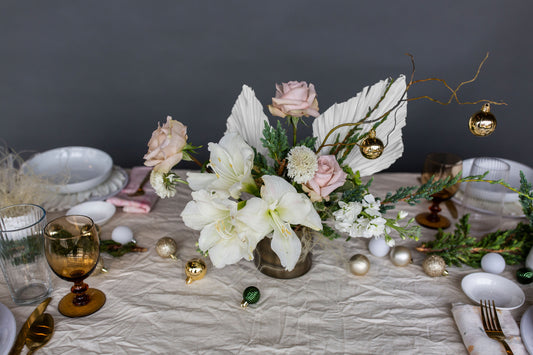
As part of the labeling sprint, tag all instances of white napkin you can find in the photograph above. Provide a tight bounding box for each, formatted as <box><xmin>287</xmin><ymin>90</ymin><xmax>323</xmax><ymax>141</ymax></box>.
<box><xmin>452</xmin><ymin>303</ymin><xmax>528</xmax><ymax>354</ymax></box>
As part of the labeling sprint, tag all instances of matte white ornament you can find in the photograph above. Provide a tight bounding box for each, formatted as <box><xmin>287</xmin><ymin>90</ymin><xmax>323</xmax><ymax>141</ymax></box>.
<box><xmin>368</xmin><ymin>237</ymin><xmax>391</xmax><ymax>257</ymax></box>
<box><xmin>526</xmin><ymin>247</ymin><xmax>533</xmax><ymax>270</ymax></box>
<box><xmin>481</xmin><ymin>253</ymin><xmax>506</xmax><ymax>274</ymax></box>
<box><xmin>111</xmin><ymin>226</ymin><xmax>135</xmax><ymax>245</ymax></box>
<box><xmin>312</xmin><ymin>75</ymin><xmax>407</xmax><ymax>177</ymax></box>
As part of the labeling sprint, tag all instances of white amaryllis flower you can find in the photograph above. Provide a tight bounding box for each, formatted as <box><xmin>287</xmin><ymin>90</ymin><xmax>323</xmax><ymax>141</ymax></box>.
<box><xmin>238</xmin><ymin>175</ymin><xmax>322</xmax><ymax>271</ymax></box>
<box><xmin>286</xmin><ymin>146</ymin><xmax>318</xmax><ymax>184</ymax></box>
<box><xmin>186</xmin><ymin>133</ymin><xmax>257</xmax><ymax>199</ymax></box>
<box><xmin>180</xmin><ymin>190</ymin><xmax>266</xmax><ymax>268</ymax></box>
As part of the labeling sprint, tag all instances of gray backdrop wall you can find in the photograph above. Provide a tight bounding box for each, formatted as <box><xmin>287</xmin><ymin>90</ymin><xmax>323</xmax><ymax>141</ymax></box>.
<box><xmin>1</xmin><ymin>1</ymin><xmax>531</xmax><ymax>172</ymax></box>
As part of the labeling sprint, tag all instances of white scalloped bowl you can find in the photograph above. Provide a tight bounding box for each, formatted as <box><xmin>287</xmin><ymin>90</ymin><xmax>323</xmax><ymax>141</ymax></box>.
<box><xmin>24</xmin><ymin>146</ymin><xmax>113</xmax><ymax>194</ymax></box>
<box><xmin>67</xmin><ymin>201</ymin><xmax>116</xmax><ymax>225</ymax></box>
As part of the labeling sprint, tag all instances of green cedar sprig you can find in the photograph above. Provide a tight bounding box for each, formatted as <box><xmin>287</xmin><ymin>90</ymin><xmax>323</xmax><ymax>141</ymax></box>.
<box><xmin>100</xmin><ymin>240</ymin><xmax>147</xmax><ymax>257</ymax></box>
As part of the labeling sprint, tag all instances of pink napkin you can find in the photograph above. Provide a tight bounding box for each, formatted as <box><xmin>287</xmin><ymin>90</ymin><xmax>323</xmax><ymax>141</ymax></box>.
<box><xmin>106</xmin><ymin>167</ymin><xmax>159</xmax><ymax>213</ymax></box>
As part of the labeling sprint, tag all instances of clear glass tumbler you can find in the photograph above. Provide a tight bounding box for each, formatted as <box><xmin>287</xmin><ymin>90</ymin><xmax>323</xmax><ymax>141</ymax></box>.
<box><xmin>0</xmin><ymin>204</ymin><xmax>53</xmax><ymax>305</ymax></box>
<box><xmin>461</xmin><ymin>157</ymin><xmax>511</xmax><ymax>235</ymax></box>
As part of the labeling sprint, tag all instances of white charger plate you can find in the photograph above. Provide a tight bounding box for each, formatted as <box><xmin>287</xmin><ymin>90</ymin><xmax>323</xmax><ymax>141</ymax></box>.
<box><xmin>521</xmin><ymin>305</ymin><xmax>533</xmax><ymax>355</ymax></box>
<box><xmin>461</xmin><ymin>272</ymin><xmax>525</xmax><ymax>310</ymax></box>
<box><xmin>67</xmin><ymin>201</ymin><xmax>116</xmax><ymax>225</ymax></box>
<box><xmin>24</xmin><ymin>146</ymin><xmax>113</xmax><ymax>194</ymax></box>
<box><xmin>0</xmin><ymin>302</ymin><xmax>16</xmax><ymax>355</ymax></box>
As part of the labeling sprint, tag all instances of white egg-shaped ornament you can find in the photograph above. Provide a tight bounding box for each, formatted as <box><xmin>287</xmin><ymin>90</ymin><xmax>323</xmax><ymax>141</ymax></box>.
<box><xmin>368</xmin><ymin>237</ymin><xmax>391</xmax><ymax>257</ymax></box>
<box><xmin>112</xmin><ymin>226</ymin><xmax>135</xmax><ymax>245</ymax></box>
<box><xmin>481</xmin><ymin>253</ymin><xmax>506</xmax><ymax>274</ymax></box>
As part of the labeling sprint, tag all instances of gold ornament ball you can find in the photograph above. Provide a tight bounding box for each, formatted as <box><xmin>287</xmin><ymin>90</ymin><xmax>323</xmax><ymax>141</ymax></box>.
<box><xmin>360</xmin><ymin>130</ymin><xmax>384</xmax><ymax>160</ymax></box>
<box><xmin>422</xmin><ymin>255</ymin><xmax>448</xmax><ymax>277</ymax></box>
<box><xmin>469</xmin><ymin>103</ymin><xmax>497</xmax><ymax>137</ymax></box>
<box><xmin>185</xmin><ymin>258</ymin><xmax>207</xmax><ymax>284</ymax></box>
<box><xmin>349</xmin><ymin>254</ymin><xmax>370</xmax><ymax>276</ymax></box>
<box><xmin>390</xmin><ymin>246</ymin><xmax>412</xmax><ymax>267</ymax></box>
<box><xmin>155</xmin><ymin>237</ymin><xmax>178</xmax><ymax>259</ymax></box>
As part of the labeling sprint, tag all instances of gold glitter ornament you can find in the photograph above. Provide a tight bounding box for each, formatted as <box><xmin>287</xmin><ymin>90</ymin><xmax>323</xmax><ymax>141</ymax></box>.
<box><xmin>349</xmin><ymin>254</ymin><xmax>370</xmax><ymax>276</ymax></box>
<box><xmin>185</xmin><ymin>258</ymin><xmax>207</xmax><ymax>284</ymax></box>
<box><xmin>469</xmin><ymin>103</ymin><xmax>497</xmax><ymax>137</ymax></box>
<box><xmin>155</xmin><ymin>237</ymin><xmax>178</xmax><ymax>259</ymax></box>
<box><xmin>359</xmin><ymin>130</ymin><xmax>384</xmax><ymax>159</ymax></box>
<box><xmin>422</xmin><ymin>255</ymin><xmax>448</xmax><ymax>277</ymax></box>
<box><xmin>390</xmin><ymin>246</ymin><xmax>412</xmax><ymax>267</ymax></box>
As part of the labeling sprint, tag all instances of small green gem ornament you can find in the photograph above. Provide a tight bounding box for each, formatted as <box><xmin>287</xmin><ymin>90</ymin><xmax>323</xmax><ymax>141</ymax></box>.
<box><xmin>517</xmin><ymin>267</ymin><xmax>533</xmax><ymax>284</ymax></box>
<box><xmin>241</xmin><ymin>286</ymin><xmax>260</xmax><ymax>308</ymax></box>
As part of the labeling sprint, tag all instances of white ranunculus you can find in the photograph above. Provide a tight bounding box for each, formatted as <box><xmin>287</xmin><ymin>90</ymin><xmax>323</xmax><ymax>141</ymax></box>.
<box><xmin>180</xmin><ymin>190</ymin><xmax>264</xmax><ymax>268</ymax></box>
<box><xmin>238</xmin><ymin>175</ymin><xmax>322</xmax><ymax>272</ymax></box>
<box><xmin>186</xmin><ymin>133</ymin><xmax>257</xmax><ymax>199</ymax></box>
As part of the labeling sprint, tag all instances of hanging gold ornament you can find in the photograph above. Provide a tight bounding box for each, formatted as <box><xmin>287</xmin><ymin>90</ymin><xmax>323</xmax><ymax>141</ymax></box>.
<box><xmin>349</xmin><ymin>254</ymin><xmax>370</xmax><ymax>276</ymax></box>
<box><xmin>469</xmin><ymin>103</ymin><xmax>497</xmax><ymax>137</ymax></box>
<box><xmin>155</xmin><ymin>237</ymin><xmax>178</xmax><ymax>259</ymax></box>
<box><xmin>422</xmin><ymin>255</ymin><xmax>448</xmax><ymax>277</ymax></box>
<box><xmin>390</xmin><ymin>246</ymin><xmax>412</xmax><ymax>267</ymax></box>
<box><xmin>359</xmin><ymin>130</ymin><xmax>384</xmax><ymax>159</ymax></box>
<box><xmin>185</xmin><ymin>258</ymin><xmax>207</xmax><ymax>284</ymax></box>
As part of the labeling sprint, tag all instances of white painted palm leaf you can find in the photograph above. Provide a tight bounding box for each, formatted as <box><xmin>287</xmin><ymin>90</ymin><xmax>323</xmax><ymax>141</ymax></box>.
<box><xmin>312</xmin><ymin>75</ymin><xmax>407</xmax><ymax>177</ymax></box>
<box><xmin>225</xmin><ymin>85</ymin><xmax>271</xmax><ymax>157</ymax></box>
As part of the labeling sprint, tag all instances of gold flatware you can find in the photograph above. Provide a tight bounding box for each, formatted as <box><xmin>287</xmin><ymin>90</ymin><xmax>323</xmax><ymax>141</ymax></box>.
<box><xmin>128</xmin><ymin>171</ymin><xmax>151</xmax><ymax>196</ymax></box>
<box><xmin>9</xmin><ymin>297</ymin><xmax>51</xmax><ymax>355</ymax></box>
<box><xmin>25</xmin><ymin>313</ymin><xmax>54</xmax><ymax>354</ymax></box>
<box><xmin>480</xmin><ymin>299</ymin><xmax>514</xmax><ymax>355</ymax></box>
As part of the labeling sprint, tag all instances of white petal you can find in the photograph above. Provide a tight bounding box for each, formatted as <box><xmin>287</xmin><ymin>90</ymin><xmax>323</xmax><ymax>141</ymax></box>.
<box><xmin>277</xmin><ymin>193</ymin><xmax>322</xmax><ymax>230</ymax></box>
<box><xmin>225</xmin><ymin>85</ymin><xmax>270</xmax><ymax>157</ymax></box>
<box><xmin>312</xmin><ymin>75</ymin><xmax>406</xmax><ymax>176</ymax></box>
<box><xmin>207</xmin><ymin>238</ymin><xmax>244</xmax><ymax>268</ymax></box>
<box><xmin>260</xmin><ymin>175</ymin><xmax>297</xmax><ymax>204</ymax></box>
<box><xmin>236</xmin><ymin>197</ymin><xmax>272</xmax><ymax>237</ymax></box>
<box><xmin>186</xmin><ymin>172</ymin><xmax>217</xmax><ymax>192</ymax></box>
<box><xmin>270</xmin><ymin>225</ymin><xmax>302</xmax><ymax>271</ymax></box>
<box><xmin>198</xmin><ymin>223</ymin><xmax>221</xmax><ymax>252</ymax></box>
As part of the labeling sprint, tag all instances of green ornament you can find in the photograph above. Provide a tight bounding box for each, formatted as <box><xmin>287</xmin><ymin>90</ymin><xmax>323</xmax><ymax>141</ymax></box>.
<box><xmin>517</xmin><ymin>267</ymin><xmax>533</xmax><ymax>284</ymax></box>
<box><xmin>241</xmin><ymin>286</ymin><xmax>260</xmax><ymax>308</ymax></box>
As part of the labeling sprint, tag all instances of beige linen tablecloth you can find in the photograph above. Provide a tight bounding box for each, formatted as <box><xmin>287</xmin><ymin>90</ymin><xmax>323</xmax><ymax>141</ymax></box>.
<box><xmin>1</xmin><ymin>172</ymin><xmax>531</xmax><ymax>354</ymax></box>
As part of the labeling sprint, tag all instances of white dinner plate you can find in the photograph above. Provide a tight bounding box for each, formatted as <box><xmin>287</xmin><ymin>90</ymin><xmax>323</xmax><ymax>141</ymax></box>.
<box><xmin>521</xmin><ymin>305</ymin><xmax>533</xmax><ymax>355</ymax></box>
<box><xmin>0</xmin><ymin>302</ymin><xmax>16</xmax><ymax>355</ymax></box>
<box><xmin>24</xmin><ymin>146</ymin><xmax>113</xmax><ymax>194</ymax></box>
<box><xmin>67</xmin><ymin>201</ymin><xmax>116</xmax><ymax>225</ymax></box>
<box><xmin>461</xmin><ymin>272</ymin><xmax>525</xmax><ymax>310</ymax></box>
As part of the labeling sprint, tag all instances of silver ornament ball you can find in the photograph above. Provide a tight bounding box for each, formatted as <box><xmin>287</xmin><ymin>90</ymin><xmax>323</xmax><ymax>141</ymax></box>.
<box><xmin>156</xmin><ymin>237</ymin><xmax>178</xmax><ymax>259</ymax></box>
<box><xmin>349</xmin><ymin>254</ymin><xmax>370</xmax><ymax>276</ymax></box>
<box><xmin>422</xmin><ymin>255</ymin><xmax>448</xmax><ymax>277</ymax></box>
<box><xmin>390</xmin><ymin>246</ymin><xmax>412</xmax><ymax>267</ymax></box>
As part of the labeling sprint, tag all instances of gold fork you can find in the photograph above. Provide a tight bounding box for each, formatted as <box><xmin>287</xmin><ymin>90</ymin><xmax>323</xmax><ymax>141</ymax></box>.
<box><xmin>480</xmin><ymin>300</ymin><xmax>514</xmax><ymax>355</ymax></box>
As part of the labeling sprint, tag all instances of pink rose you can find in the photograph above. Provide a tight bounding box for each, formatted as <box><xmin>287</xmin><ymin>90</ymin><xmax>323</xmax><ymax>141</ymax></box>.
<box><xmin>303</xmin><ymin>155</ymin><xmax>347</xmax><ymax>202</ymax></box>
<box><xmin>143</xmin><ymin>116</ymin><xmax>188</xmax><ymax>173</ymax></box>
<box><xmin>268</xmin><ymin>81</ymin><xmax>319</xmax><ymax>118</ymax></box>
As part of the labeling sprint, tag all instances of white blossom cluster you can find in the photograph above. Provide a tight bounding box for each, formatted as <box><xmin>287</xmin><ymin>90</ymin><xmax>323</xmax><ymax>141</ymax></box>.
<box><xmin>333</xmin><ymin>194</ymin><xmax>397</xmax><ymax>240</ymax></box>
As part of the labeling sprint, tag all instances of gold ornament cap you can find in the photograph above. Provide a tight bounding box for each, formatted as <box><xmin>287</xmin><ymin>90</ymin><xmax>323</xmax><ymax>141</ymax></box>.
<box><xmin>469</xmin><ymin>103</ymin><xmax>497</xmax><ymax>137</ymax></box>
<box><xmin>360</xmin><ymin>130</ymin><xmax>384</xmax><ymax>159</ymax></box>
<box><xmin>185</xmin><ymin>258</ymin><xmax>207</xmax><ymax>284</ymax></box>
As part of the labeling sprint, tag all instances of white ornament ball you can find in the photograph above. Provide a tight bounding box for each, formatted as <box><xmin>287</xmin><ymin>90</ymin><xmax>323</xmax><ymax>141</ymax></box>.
<box><xmin>481</xmin><ymin>253</ymin><xmax>506</xmax><ymax>274</ymax></box>
<box><xmin>368</xmin><ymin>237</ymin><xmax>391</xmax><ymax>257</ymax></box>
<box><xmin>112</xmin><ymin>226</ymin><xmax>134</xmax><ymax>245</ymax></box>
<box><xmin>526</xmin><ymin>247</ymin><xmax>533</xmax><ymax>270</ymax></box>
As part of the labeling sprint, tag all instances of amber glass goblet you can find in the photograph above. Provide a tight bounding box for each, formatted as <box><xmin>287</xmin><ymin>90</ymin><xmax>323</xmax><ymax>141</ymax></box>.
<box><xmin>415</xmin><ymin>153</ymin><xmax>462</xmax><ymax>229</ymax></box>
<box><xmin>44</xmin><ymin>215</ymin><xmax>105</xmax><ymax>317</ymax></box>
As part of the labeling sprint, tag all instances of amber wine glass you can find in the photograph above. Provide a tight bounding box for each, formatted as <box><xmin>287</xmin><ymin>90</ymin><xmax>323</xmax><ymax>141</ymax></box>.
<box><xmin>44</xmin><ymin>215</ymin><xmax>105</xmax><ymax>317</ymax></box>
<box><xmin>415</xmin><ymin>153</ymin><xmax>462</xmax><ymax>229</ymax></box>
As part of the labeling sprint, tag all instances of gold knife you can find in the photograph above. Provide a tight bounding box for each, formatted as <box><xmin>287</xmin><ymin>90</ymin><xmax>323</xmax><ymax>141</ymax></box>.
<box><xmin>8</xmin><ymin>297</ymin><xmax>51</xmax><ymax>355</ymax></box>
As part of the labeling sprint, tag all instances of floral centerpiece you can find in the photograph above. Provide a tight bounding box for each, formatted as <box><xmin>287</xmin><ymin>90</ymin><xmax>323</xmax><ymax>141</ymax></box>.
<box><xmin>143</xmin><ymin>76</ymin><xmax>424</xmax><ymax>272</ymax></box>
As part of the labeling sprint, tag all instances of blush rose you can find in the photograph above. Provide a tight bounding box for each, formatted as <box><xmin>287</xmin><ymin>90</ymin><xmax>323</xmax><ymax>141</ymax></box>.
<box><xmin>303</xmin><ymin>155</ymin><xmax>347</xmax><ymax>202</ymax></box>
<box><xmin>268</xmin><ymin>81</ymin><xmax>319</xmax><ymax>118</ymax></box>
<box><xmin>143</xmin><ymin>116</ymin><xmax>188</xmax><ymax>173</ymax></box>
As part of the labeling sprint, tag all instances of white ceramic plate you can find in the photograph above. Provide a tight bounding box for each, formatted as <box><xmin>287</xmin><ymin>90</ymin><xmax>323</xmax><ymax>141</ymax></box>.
<box><xmin>521</xmin><ymin>305</ymin><xmax>533</xmax><ymax>355</ymax></box>
<box><xmin>0</xmin><ymin>302</ymin><xmax>16</xmax><ymax>355</ymax></box>
<box><xmin>67</xmin><ymin>201</ymin><xmax>116</xmax><ymax>225</ymax></box>
<box><xmin>461</xmin><ymin>272</ymin><xmax>525</xmax><ymax>310</ymax></box>
<box><xmin>460</xmin><ymin>158</ymin><xmax>533</xmax><ymax>203</ymax></box>
<box><xmin>24</xmin><ymin>146</ymin><xmax>113</xmax><ymax>194</ymax></box>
